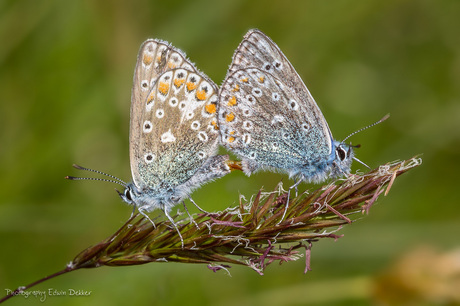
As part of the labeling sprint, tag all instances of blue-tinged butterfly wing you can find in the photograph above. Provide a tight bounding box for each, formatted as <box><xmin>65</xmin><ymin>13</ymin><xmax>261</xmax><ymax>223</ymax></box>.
<box><xmin>130</xmin><ymin>40</ymin><xmax>226</xmax><ymax>210</ymax></box>
<box><xmin>130</xmin><ymin>40</ymin><xmax>198</xmax><ymax>188</ymax></box>
<box><xmin>138</xmin><ymin>69</ymin><xmax>222</xmax><ymax>192</ymax></box>
<box><xmin>219</xmin><ymin>29</ymin><xmax>333</xmax><ymax>178</ymax></box>
<box><xmin>219</xmin><ymin>68</ymin><xmax>311</xmax><ymax>176</ymax></box>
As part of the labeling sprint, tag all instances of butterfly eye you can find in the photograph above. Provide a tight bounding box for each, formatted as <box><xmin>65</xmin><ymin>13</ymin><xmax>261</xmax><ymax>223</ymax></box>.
<box><xmin>336</xmin><ymin>146</ymin><xmax>347</xmax><ymax>161</ymax></box>
<box><xmin>124</xmin><ymin>188</ymin><xmax>133</xmax><ymax>202</ymax></box>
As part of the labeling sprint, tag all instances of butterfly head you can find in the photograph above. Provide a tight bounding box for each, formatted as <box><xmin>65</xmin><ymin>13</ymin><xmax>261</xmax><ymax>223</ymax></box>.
<box><xmin>117</xmin><ymin>183</ymin><xmax>135</xmax><ymax>205</ymax></box>
<box><xmin>333</xmin><ymin>114</ymin><xmax>390</xmax><ymax>174</ymax></box>
<box><xmin>331</xmin><ymin>140</ymin><xmax>355</xmax><ymax>176</ymax></box>
<box><xmin>117</xmin><ymin>181</ymin><xmax>185</xmax><ymax>212</ymax></box>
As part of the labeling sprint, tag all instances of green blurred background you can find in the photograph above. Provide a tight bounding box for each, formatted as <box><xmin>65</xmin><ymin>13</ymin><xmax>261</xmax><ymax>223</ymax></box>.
<box><xmin>1</xmin><ymin>0</ymin><xmax>459</xmax><ymax>305</ymax></box>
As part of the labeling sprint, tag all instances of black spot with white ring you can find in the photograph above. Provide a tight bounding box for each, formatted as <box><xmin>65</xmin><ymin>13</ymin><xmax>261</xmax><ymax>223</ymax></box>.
<box><xmin>246</xmin><ymin>94</ymin><xmax>256</xmax><ymax>104</ymax></box>
<box><xmin>197</xmin><ymin>151</ymin><xmax>206</xmax><ymax>159</ymax></box>
<box><xmin>191</xmin><ymin>121</ymin><xmax>200</xmax><ymax>130</ymax></box>
<box><xmin>242</xmin><ymin>108</ymin><xmax>252</xmax><ymax>117</ymax></box>
<box><xmin>143</xmin><ymin>121</ymin><xmax>152</xmax><ymax>133</ymax></box>
<box><xmin>252</xmin><ymin>88</ymin><xmax>262</xmax><ymax>97</ymax></box>
<box><xmin>186</xmin><ymin>111</ymin><xmax>194</xmax><ymax>120</ymax></box>
<box><xmin>243</xmin><ymin>120</ymin><xmax>253</xmax><ymax>130</ymax></box>
<box><xmin>301</xmin><ymin>123</ymin><xmax>310</xmax><ymax>132</ymax></box>
<box><xmin>144</xmin><ymin>153</ymin><xmax>155</xmax><ymax>163</ymax></box>
<box><xmin>289</xmin><ymin>99</ymin><xmax>299</xmax><ymax>111</ymax></box>
<box><xmin>169</xmin><ymin>98</ymin><xmax>178</xmax><ymax>107</ymax></box>
<box><xmin>198</xmin><ymin>131</ymin><xmax>208</xmax><ymax>142</ymax></box>
<box><xmin>141</xmin><ymin>80</ymin><xmax>149</xmax><ymax>91</ymax></box>
<box><xmin>156</xmin><ymin>109</ymin><xmax>165</xmax><ymax>118</ymax></box>
<box><xmin>263</xmin><ymin>63</ymin><xmax>273</xmax><ymax>72</ymax></box>
<box><xmin>242</xmin><ymin>134</ymin><xmax>251</xmax><ymax>145</ymax></box>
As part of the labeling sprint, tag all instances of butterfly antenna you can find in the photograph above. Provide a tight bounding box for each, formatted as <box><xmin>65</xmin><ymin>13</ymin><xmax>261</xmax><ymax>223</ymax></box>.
<box><xmin>342</xmin><ymin>114</ymin><xmax>390</xmax><ymax>143</ymax></box>
<box><xmin>65</xmin><ymin>164</ymin><xmax>127</xmax><ymax>187</ymax></box>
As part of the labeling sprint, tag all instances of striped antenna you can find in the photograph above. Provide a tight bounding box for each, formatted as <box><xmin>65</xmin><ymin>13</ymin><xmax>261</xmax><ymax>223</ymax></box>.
<box><xmin>342</xmin><ymin>114</ymin><xmax>390</xmax><ymax>144</ymax></box>
<box><xmin>65</xmin><ymin>164</ymin><xmax>127</xmax><ymax>188</ymax></box>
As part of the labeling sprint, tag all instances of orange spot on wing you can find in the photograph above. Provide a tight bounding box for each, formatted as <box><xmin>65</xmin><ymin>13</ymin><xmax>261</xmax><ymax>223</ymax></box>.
<box><xmin>196</xmin><ymin>90</ymin><xmax>207</xmax><ymax>101</ymax></box>
<box><xmin>156</xmin><ymin>55</ymin><xmax>162</xmax><ymax>62</ymax></box>
<box><xmin>158</xmin><ymin>82</ymin><xmax>169</xmax><ymax>95</ymax></box>
<box><xmin>232</xmin><ymin>84</ymin><xmax>240</xmax><ymax>92</ymax></box>
<box><xmin>174</xmin><ymin>78</ymin><xmax>185</xmax><ymax>88</ymax></box>
<box><xmin>227</xmin><ymin>136</ymin><xmax>235</xmax><ymax>143</ymax></box>
<box><xmin>147</xmin><ymin>91</ymin><xmax>154</xmax><ymax>103</ymax></box>
<box><xmin>186</xmin><ymin>82</ymin><xmax>197</xmax><ymax>91</ymax></box>
<box><xmin>227</xmin><ymin>96</ymin><xmax>237</xmax><ymax>106</ymax></box>
<box><xmin>211</xmin><ymin>120</ymin><xmax>219</xmax><ymax>130</ymax></box>
<box><xmin>259</xmin><ymin>76</ymin><xmax>264</xmax><ymax>83</ymax></box>
<box><xmin>205</xmin><ymin>103</ymin><xmax>216</xmax><ymax>114</ymax></box>
<box><xmin>168</xmin><ymin>62</ymin><xmax>176</xmax><ymax>69</ymax></box>
<box><xmin>226</xmin><ymin>113</ymin><xmax>235</xmax><ymax>122</ymax></box>
<box><xmin>229</xmin><ymin>130</ymin><xmax>235</xmax><ymax>135</ymax></box>
<box><xmin>143</xmin><ymin>54</ymin><xmax>153</xmax><ymax>65</ymax></box>
<box><xmin>240</xmin><ymin>77</ymin><xmax>248</xmax><ymax>83</ymax></box>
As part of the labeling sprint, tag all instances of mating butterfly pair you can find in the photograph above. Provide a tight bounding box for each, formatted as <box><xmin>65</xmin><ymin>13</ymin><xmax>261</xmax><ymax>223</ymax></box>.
<box><xmin>70</xmin><ymin>29</ymin><xmax>381</xmax><ymax>246</ymax></box>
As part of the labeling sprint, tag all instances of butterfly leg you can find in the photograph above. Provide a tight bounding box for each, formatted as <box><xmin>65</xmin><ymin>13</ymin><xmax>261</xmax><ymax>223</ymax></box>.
<box><xmin>163</xmin><ymin>208</ymin><xmax>184</xmax><ymax>249</ymax></box>
<box><xmin>138</xmin><ymin>207</ymin><xmax>156</xmax><ymax>229</ymax></box>
<box><xmin>189</xmin><ymin>197</ymin><xmax>212</xmax><ymax>215</ymax></box>
<box><xmin>182</xmin><ymin>201</ymin><xmax>199</xmax><ymax>229</ymax></box>
<box><xmin>277</xmin><ymin>178</ymin><xmax>303</xmax><ymax>224</ymax></box>
<box><xmin>130</xmin><ymin>204</ymin><xmax>137</xmax><ymax>219</ymax></box>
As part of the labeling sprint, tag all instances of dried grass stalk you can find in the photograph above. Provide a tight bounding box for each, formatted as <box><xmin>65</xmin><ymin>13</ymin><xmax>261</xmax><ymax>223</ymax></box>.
<box><xmin>0</xmin><ymin>157</ymin><xmax>421</xmax><ymax>303</ymax></box>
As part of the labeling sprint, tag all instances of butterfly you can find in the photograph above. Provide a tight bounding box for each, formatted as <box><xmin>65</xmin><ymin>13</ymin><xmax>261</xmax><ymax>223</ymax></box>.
<box><xmin>68</xmin><ymin>39</ymin><xmax>230</xmax><ymax>246</ymax></box>
<box><xmin>218</xmin><ymin>29</ymin><xmax>387</xmax><ymax>221</ymax></box>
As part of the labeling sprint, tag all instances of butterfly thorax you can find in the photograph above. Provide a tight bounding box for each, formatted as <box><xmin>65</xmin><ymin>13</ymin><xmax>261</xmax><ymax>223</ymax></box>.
<box><xmin>287</xmin><ymin>140</ymin><xmax>354</xmax><ymax>183</ymax></box>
